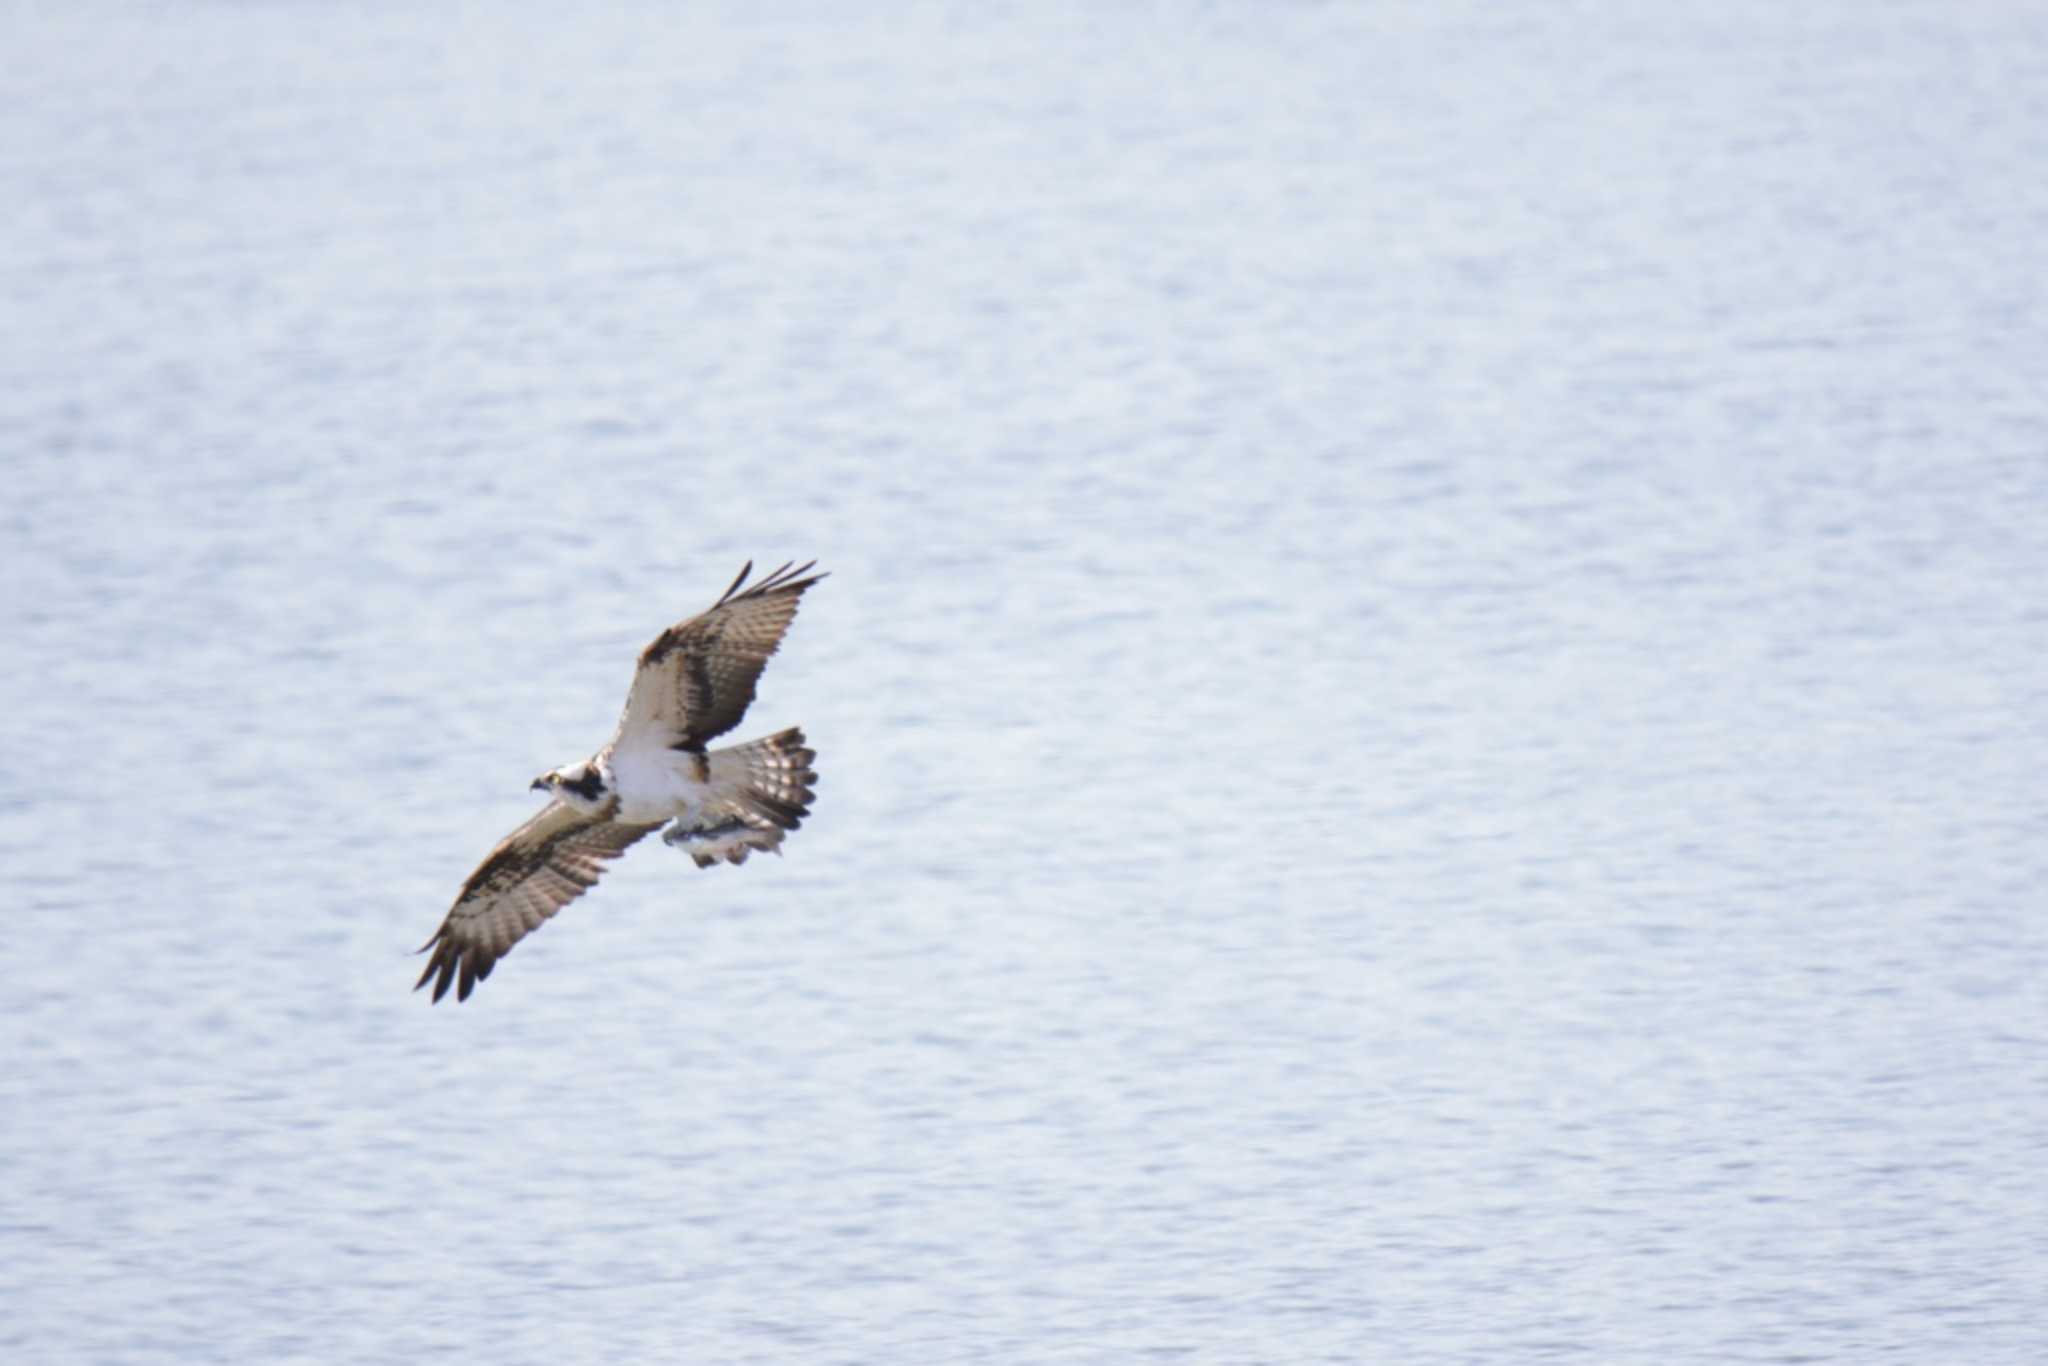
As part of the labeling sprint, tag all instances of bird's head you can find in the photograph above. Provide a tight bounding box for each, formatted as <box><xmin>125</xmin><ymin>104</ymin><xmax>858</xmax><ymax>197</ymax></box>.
<box><xmin>531</xmin><ymin>759</ymin><xmax>611</xmax><ymax>813</ymax></box>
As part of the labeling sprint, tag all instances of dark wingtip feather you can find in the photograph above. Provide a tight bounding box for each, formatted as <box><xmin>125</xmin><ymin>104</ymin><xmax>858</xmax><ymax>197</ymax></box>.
<box><xmin>741</xmin><ymin>559</ymin><xmax>824</xmax><ymax>599</ymax></box>
<box><xmin>413</xmin><ymin>932</ymin><xmax>473</xmax><ymax>1005</ymax></box>
<box><xmin>691</xmin><ymin>560</ymin><xmax>825</xmax><ymax>626</ymax></box>
<box><xmin>714</xmin><ymin>560</ymin><xmax>755</xmax><ymax>607</ymax></box>
<box><xmin>415</xmin><ymin>943</ymin><xmax>457</xmax><ymax>1004</ymax></box>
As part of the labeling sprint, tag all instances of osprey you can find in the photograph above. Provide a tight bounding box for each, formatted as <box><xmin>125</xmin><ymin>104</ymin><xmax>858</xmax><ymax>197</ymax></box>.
<box><xmin>415</xmin><ymin>560</ymin><xmax>825</xmax><ymax>1003</ymax></box>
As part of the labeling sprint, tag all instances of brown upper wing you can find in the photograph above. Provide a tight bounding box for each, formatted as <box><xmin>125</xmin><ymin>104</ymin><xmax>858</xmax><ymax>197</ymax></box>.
<box><xmin>415</xmin><ymin>801</ymin><xmax>663</xmax><ymax>1003</ymax></box>
<box><xmin>613</xmin><ymin>560</ymin><xmax>826</xmax><ymax>753</ymax></box>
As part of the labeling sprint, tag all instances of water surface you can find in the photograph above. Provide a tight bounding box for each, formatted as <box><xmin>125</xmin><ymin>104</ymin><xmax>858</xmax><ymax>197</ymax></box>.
<box><xmin>3</xmin><ymin>3</ymin><xmax>2045</xmax><ymax>1361</ymax></box>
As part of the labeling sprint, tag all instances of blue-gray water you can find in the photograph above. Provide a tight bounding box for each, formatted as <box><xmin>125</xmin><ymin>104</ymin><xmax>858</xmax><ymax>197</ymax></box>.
<box><xmin>4</xmin><ymin>3</ymin><xmax>2045</xmax><ymax>1361</ymax></box>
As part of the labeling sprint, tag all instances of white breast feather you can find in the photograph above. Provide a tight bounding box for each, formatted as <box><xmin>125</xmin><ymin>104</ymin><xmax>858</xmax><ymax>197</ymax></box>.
<box><xmin>605</xmin><ymin>742</ymin><xmax>711</xmax><ymax>825</ymax></box>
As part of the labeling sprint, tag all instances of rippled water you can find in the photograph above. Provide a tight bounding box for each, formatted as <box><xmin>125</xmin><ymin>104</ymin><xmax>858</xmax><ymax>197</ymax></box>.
<box><xmin>4</xmin><ymin>3</ymin><xmax>2045</xmax><ymax>1361</ymax></box>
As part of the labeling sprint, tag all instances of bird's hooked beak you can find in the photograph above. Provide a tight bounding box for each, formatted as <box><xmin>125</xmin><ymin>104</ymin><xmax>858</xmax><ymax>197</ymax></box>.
<box><xmin>530</xmin><ymin>776</ymin><xmax>551</xmax><ymax>792</ymax></box>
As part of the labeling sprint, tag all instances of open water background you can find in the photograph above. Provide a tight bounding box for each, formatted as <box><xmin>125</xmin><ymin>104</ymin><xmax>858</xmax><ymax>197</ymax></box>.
<box><xmin>3</xmin><ymin>2</ymin><xmax>2045</xmax><ymax>1361</ymax></box>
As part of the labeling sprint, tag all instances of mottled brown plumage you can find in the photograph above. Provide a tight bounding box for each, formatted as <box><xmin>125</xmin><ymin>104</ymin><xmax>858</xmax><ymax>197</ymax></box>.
<box><xmin>626</xmin><ymin>560</ymin><xmax>824</xmax><ymax>751</ymax></box>
<box><xmin>416</xmin><ymin>802</ymin><xmax>663</xmax><ymax>1003</ymax></box>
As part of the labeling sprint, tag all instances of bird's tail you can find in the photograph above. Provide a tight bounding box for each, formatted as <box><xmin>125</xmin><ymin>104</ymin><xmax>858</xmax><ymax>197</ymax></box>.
<box><xmin>663</xmin><ymin>726</ymin><xmax>819</xmax><ymax>867</ymax></box>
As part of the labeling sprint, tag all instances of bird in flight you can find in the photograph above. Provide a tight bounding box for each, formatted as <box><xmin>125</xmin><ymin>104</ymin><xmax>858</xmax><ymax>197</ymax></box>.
<box><xmin>415</xmin><ymin>560</ymin><xmax>826</xmax><ymax>1003</ymax></box>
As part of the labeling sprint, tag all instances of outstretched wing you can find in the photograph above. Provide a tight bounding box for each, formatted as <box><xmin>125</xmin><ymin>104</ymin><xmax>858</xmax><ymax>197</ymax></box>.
<box><xmin>613</xmin><ymin>560</ymin><xmax>826</xmax><ymax>754</ymax></box>
<box><xmin>416</xmin><ymin>801</ymin><xmax>663</xmax><ymax>1003</ymax></box>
